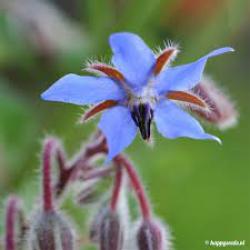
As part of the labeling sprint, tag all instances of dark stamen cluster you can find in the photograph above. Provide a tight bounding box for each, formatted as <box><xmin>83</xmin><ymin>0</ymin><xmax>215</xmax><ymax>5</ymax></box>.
<box><xmin>131</xmin><ymin>103</ymin><xmax>154</xmax><ymax>140</ymax></box>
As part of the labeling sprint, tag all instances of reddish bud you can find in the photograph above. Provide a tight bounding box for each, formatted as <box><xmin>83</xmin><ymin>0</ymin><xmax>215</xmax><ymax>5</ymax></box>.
<box><xmin>28</xmin><ymin>210</ymin><xmax>75</xmax><ymax>250</ymax></box>
<box><xmin>99</xmin><ymin>210</ymin><xmax>123</xmax><ymax>250</ymax></box>
<box><xmin>137</xmin><ymin>219</ymin><xmax>170</xmax><ymax>250</ymax></box>
<box><xmin>89</xmin><ymin>205</ymin><xmax>108</xmax><ymax>243</ymax></box>
<box><xmin>192</xmin><ymin>77</ymin><xmax>238</xmax><ymax>130</ymax></box>
<box><xmin>4</xmin><ymin>196</ymin><xmax>27</xmax><ymax>250</ymax></box>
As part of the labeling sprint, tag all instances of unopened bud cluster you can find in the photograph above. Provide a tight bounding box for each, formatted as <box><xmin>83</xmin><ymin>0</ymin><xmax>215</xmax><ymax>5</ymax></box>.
<box><xmin>1</xmin><ymin>133</ymin><xmax>171</xmax><ymax>250</ymax></box>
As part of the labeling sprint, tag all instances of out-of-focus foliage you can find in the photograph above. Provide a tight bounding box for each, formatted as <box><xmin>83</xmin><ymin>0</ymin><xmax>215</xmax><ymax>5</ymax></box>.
<box><xmin>0</xmin><ymin>0</ymin><xmax>250</xmax><ymax>249</ymax></box>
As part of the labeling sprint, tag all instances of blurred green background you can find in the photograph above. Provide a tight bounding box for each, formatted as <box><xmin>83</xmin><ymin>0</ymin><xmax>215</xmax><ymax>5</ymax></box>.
<box><xmin>0</xmin><ymin>0</ymin><xmax>250</xmax><ymax>249</ymax></box>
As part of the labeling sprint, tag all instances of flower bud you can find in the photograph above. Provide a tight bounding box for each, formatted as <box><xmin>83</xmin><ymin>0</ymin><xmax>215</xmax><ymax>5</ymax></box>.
<box><xmin>4</xmin><ymin>196</ymin><xmax>27</xmax><ymax>250</ymax></box>
<box><xmin>89</xmin><ymin>203</ymin><xmax>108</xmax><ymax>243</ymax></box>
<box><xmin>136</xmin><ymin>219</ymin><xmax>171</xmax><ymax>250</ymax></box>
<box><xmin>193</xmin><ymin>77</ymin><xmax>238</xmax><ymax>130</ymax></box>
<box><xmin>28</xmin><ymin>210</ymin><xmax>75</xmax><ymax>250</ymax></box>
<box><xmin>99</xmin><ymin>209</ymin><xmax>123</xmax><ymax>250</ymax></box>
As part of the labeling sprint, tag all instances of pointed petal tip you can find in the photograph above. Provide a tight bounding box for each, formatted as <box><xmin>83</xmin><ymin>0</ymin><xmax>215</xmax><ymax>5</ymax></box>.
<box><xmin>40</xmin><ymin>91</ymin><xmax>49</xmax><ymax>101</ymax></box>
<box><xmin>40</xmin><ymin>89</ymin><xmax>61</xmax><ymax>103</ymax></box>
<box><xmin>208</xmin><ymin>134</ymin><xmax>222</xmax><ymax>145</ymax></box>
<box><xmin>216</xmin><ymin>137</ymin><xmax>222</xmax><ymax>145</ymax></box>
<box><xmin>206</xmin><ymin>47</ymin><xmax>235</xmax><ymax>59</ymax></box>
<box><xmin>222</xmin><ymin>47</ymin><xmax>235</xmax><ymax>53</ymax></box>
<box><xmin>40</xmin><ymin>92</ymin><xmax>45</xmax><ymax>100</ymax></box>
<box><xmin>219</xmin><ymin>47</ymin><xmax>235</xmax><ymax>53</ymax></box>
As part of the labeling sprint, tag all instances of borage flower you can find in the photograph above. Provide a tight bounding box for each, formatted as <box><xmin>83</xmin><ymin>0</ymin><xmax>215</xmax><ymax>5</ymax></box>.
<box><xmin>41</xmin><ymin>32</ymin><xmax>234</xmax><ymax>160</ymax></box>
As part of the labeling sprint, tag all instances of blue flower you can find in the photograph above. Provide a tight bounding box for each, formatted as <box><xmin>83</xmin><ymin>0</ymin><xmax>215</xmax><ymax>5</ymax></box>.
<box><xmin>41</xmin><ymin>32</ymin><xmax>234</xmax><ymax>160</ymax></box>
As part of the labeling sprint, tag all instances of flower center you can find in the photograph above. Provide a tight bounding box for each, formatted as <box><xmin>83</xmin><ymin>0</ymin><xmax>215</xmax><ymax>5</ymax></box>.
<box><xmin>131</xmin><ymin>103</ymin><xmax>153</xmax><ymax>140</ymax></box>
<box><xmin>127</xmin><ymin>86</ymin><xmax>158</xmax><ymax>140</ymax></box>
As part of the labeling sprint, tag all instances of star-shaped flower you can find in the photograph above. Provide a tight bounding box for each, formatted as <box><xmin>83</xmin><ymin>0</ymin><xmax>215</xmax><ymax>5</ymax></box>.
<box><xmin>41</xmin><ymin>32</ymin><xmax>234</xmax><ymax>160</ymax></box>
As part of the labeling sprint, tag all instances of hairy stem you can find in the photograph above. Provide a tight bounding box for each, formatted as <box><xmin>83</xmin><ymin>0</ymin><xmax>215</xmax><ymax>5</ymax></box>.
<box><xmin>110</xmin><ymin>166</ymin><xmax>123</xmax><ymax>211</ymax></box>
<box><xmin>81</xmin><ymin>165</ymin><xmax>114</xmax><ymax>181</ymax></box>
<box><xmin>55</xmin><ymin>132</ymin><xmax>107</xmax><ymax>197</ymax></box>
<box><xmin>115</xmin><ymin>155</ymin><xmax>151</xmax><ymax>219</ymax></box>
<box><xmin>42</xmin><ymin>138</ymin><xmax>58</xmax><ymax>211</ymax></box>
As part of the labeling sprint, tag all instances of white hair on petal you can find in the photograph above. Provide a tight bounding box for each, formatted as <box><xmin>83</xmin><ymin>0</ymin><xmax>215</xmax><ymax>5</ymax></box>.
<box><xmin>153</xmin><ymin>40</ymin><xmax>181</xmax><ymax>71</ymax></box>
<box><xmin>82</xmin><ymin>59</ymin><xmax>114</xmax><ymax>76</ymax></box>
<box><xmin>170</xmin><ymin>90</ymin><xmax>212</xmax><ymax>114</ymax></box>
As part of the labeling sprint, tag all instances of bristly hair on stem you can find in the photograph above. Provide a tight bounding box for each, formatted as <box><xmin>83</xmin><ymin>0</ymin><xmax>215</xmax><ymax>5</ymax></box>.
<box><xmin>2</xmin><ymin>130</ymin><xmax>172</xmax><ymax>250</ymax></box>
<box><xmin>42</xmin><ymin>138</ymin><xmax>58</xmax><ymax>212</ymax></box>
<box><xmin>110</xmin><ymin>166</ymin><xmax>123</xmax><ymax>212</ymax></box>
<box><xmin>114</xmin><ymin>155</ymin><xmax>152</xmax><ymax>220</ymax></box>
<box><xmin>41</xmin><ymin>131</ymin><xmax>107</xmax><ymax>198</ymax></box>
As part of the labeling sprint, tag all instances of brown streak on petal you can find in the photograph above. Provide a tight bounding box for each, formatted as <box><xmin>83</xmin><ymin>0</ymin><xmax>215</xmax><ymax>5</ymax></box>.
<box><xmin>167</xmin><ymin>91</ymin><xmax>207</xmax><ymax>108</ymax></box>
<box><xmin>83</xmin><ymin>100</ymin><xmax>118</xmax><ymax>122</ymax></box>
<box><xmin>154</xmin><ymin>48</ymin><xmax>176</xmax><ymax>75</ymax></box>
<box><xmin>90</xmin><ymin>64</ymin><xmax>125</xmax><ymax>81</ymax></box>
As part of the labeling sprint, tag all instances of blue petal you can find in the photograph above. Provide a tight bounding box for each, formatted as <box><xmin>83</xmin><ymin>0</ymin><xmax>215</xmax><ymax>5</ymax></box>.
<box><xmin>109</xmin><ymin>32</ymin><xmax>155</xmax><ymax>88</ymax></box>
<box><xmin>154</xmin><ymin>100</ymin><xmax>221</xmax><ymax>143</ymax></box>
<box><xmin>98</xmin><ymin>106</ymin><xmax>137</xmax><ymax>160</ymax></box>
<box><xmin>156</xmin><ymin>47</ymin><xmax>234</xmax><ymax>94</ymax></box>
<box><xmin>41</xmin><ymin>74</ymin><xmax>125</xmax><ymax>105</ymax></box>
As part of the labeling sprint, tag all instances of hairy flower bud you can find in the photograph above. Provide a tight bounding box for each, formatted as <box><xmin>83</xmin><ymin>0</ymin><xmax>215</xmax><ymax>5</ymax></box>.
<box><xmin>28</xmin><ymin>210</ymin><xmax>75</xmax><ymax>250</ymax></box>
<box><xmin>98</xmin><ymin>209</ymin><xmax>124</xmax><ymax>250</ymax></box>
<box><xmin>193</xmin><ymin>77</ymin><xmax>238</xmax><ymax>130</ymax></box>
<box><xmin>89</xmin><ymin>203</ymin><xmax>108</xmax><ymax>243</ymax></box>
<box><xmin>136</xmin><ymin>219</ymin><xmax>171</xmax><ymax>250</ymax></box>
<box><xmin>4</xmin><ymin>196</ymin><xmax>27</xmax><ymax>250</ymax></box>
